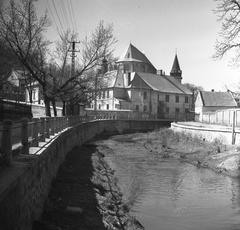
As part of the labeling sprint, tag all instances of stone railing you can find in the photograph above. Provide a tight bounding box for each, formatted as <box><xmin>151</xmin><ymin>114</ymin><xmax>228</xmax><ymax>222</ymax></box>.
<box><xmin>0</xmin><ymin>115</ymin><xmax>92</xmax><ymax>166</ymax></box>
<box><xmin>0</xmin><ymin>113</ymin><xmax>167</xmax><ymax>166</ymax></box>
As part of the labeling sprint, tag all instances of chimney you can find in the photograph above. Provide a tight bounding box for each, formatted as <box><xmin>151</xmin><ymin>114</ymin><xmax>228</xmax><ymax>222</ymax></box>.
<box><xmin>157</xmin><ymin>69</ymin><xmax>163</xmax><ymax>76</ymax></box>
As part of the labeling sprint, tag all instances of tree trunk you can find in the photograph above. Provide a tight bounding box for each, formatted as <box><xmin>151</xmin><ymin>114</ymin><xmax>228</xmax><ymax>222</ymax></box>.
<box><xmin>51</xmin><ymin>99</ymin><xmax>57</xmax><ymax>116</ymax></box>
<box><xmin>29</xmin><ymin>90</ymin><xmax>33</xmax><ymax>103</ymax></box>
<box><xmin>62</xmin><ymin>100</ymin><xmax>66</xmax><ymax>116</ymax></box>
<box><xmin>44</xmin><ymin>96</ymin><xmax>51</xmax><ymax>117</ymax></box>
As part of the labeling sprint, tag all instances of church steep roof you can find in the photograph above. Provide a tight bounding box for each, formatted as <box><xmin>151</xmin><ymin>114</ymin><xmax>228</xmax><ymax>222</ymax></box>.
<box><xmin>132</xmin><ymin>73</ymin><xmax>191</xmax><ymax>95</ymax></box>
<box><xmin>117</xmin><ymin>43</ymin><xmax>156</xmax><ymax>68</ymax></box>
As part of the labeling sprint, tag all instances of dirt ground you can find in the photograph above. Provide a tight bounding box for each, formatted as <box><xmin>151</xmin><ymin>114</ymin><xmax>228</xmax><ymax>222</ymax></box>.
<box><xmin>35</xmin><ymin>128</ymin><xmax>240</xmax><ymax>230</ymax></box>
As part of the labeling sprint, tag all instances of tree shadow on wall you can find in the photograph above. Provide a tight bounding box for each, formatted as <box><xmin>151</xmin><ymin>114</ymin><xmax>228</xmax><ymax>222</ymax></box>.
<box><xmin>34</xmin><ymin>145</ymin><xmax>107</xmax><ymax>230</ymax></box>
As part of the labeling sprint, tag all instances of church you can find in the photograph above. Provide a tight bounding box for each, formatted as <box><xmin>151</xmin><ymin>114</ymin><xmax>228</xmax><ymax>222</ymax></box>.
<box><xmin>88</xmin><ymin>43</ymin><xmax>193</xmax><ymax>120</ymax></box>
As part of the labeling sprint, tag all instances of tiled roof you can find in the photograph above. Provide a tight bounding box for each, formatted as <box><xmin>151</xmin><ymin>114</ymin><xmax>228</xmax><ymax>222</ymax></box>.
<box><xmin>200</xmin><ymin>91</ymin><xmax>237</xmax><ymax>107</ymax></box>
<box><xmin>117</xmin><ymin>43</ymin><xmax>156</xmax><ymax>69</ymax></box>
<box><xmin>134</xmin><ymin>73</ymin><xmax>191</xmax><ymax>95</ymax></box>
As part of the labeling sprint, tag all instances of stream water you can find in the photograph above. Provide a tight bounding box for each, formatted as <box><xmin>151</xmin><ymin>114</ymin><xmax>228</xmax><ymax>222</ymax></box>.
<box><xmin>96</xmin><ymin>133</ymin><xmax>240</xmax><ymax>230</ymax></box>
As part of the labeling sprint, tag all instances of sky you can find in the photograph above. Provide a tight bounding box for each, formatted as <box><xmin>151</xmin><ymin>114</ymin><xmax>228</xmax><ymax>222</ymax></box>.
<box><xmin>6</xmin><ymin>0</ymin><xmax>240</xmax><ymax>91</ymax></box>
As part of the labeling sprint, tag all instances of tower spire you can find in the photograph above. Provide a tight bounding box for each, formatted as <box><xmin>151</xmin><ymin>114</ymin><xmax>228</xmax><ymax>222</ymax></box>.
<box><xmin>170</xmin><ymin>53</ymin><xmax>182</xmax><ymax>83</ymax></box>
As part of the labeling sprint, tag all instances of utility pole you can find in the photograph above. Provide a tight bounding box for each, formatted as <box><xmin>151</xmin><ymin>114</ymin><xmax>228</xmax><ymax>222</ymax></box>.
<box><xmin>68</xmin><ymin>41</ymin><xmax>80</xmax><ymax>115</ymax></box>
<box><xmin>68</xmin><ymin>41</ymin><xmax>80</xmax><ymax>78</ymax></box>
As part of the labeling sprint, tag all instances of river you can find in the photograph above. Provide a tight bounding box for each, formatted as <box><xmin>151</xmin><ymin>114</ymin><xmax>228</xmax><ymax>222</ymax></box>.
<box><xmin>95</xmin><ymin>133</ymin><xmax>240</xmax><ymax>230</ymax></box>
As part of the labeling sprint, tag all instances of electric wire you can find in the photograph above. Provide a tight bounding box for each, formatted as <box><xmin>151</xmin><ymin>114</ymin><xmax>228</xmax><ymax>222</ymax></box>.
<box><xmin>69</xmin><ymin>0</ymin><xmax>77</xmax><ymax>31</ymax></box>
<box><xmin>66</xmin><ymin>0</ymin><xmax>75</xmax><ymax>31</ymax></box>
<box><xmin>59</xmin><ymin>0</ymin><xmax>70</xmax><ymax>29</ymax></box>
<box><xmin>44</xmin><ymin>0</ymin><xmax>59</xmax><ymax>32</ymax></box>
<box><xmin>52</xmin><ymin>0</ymin><xmax>64</xmax><ymax>32</ymax></box>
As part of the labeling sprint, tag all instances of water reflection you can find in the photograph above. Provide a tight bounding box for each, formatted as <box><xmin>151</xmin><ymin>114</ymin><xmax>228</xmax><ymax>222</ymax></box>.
<box><xmin>96</xmin><ymin>134</ymin><xmax>240</xmax><ymax>230</ymax></box>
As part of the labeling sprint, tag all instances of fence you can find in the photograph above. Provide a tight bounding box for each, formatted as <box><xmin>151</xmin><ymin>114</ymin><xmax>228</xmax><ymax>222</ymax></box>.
<box><xmin>0</xmin><ymin>113</ymin><xmax>167</xmax><ymax>166</ymax></box>
<box><xmin>202</xmin><ymin>109</ymin><xmax>240</xmax><ymax>127</ymax></box>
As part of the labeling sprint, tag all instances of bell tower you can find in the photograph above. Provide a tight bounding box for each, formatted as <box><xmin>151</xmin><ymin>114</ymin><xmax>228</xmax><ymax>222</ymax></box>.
<box><xmin>170</xmin><ymin>53</ymin><xmax>182</xmax><ymax>83</ymax></box>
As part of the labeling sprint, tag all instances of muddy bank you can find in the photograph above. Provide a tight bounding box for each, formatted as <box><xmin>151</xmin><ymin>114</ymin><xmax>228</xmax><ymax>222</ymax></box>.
<box><xmin>36</xmin><ymin>144</ymin><xmax>143</xmax><ymax>230</ymax></box>
<box><xmin>140</xmin><ymin>129</ymin><xmax>240</xmax><ymax>178</ymax></box>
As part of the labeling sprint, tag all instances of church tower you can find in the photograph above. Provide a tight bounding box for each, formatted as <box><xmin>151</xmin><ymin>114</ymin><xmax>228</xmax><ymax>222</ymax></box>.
<box><xmin>170</xmin><ymin>54</ymin><xmax>182</xmax><ymax>83</ymax></box>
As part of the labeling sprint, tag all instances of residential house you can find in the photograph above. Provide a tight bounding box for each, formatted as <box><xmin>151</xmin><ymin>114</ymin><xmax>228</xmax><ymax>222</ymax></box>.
<box><xmin>88</xmin><ymin>43</ymin><xmax>193</xmax><ymax>120</ymax></box>
<box><xmin>1</xmin><ymin>69</ymin><xmax>28</xmax><ymax>102</ymax></box>
<box><xmin>195</xmin><ymin>90</ymin><xmax>238</xmax><ymax>121</ymax></box>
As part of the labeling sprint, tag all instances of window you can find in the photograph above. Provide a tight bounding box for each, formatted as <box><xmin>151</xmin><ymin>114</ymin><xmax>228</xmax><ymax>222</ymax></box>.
<box><xmin>106</xmin><ymin>104</ymin><xmax>109</xmax><ymax>110</ymax></box>
<box><xmin>98</xmin><ymin>104</ymin><xmax>101</xmax><ymax>109</ymax></box>
<box><xmin>143</xmin><ymin>105</ymin><xmax>147</xmax><ymax>112</ymax></box>
<box><xmin>175</xmin><ymin>108</ymin><xmax>180</xmax><ymax>113</ymax></box>
<box><xmin>143</xmin><ymin>92</ymin><xmax>147</xmax><ymax>100</ymax></box>
<box><xmin>98</xmin><ymin>92</ymin><xmax>101</xmax><ymax>99</ymax></box>
<box><xmin>185</xmin><ymin>108</ymin><xmax>189</xmax><ymax>113</ymax></box>
<box><xmin>166</xmin><ymin>107</ymin><xmax>169</xmax><ymax>114</ymax></box>
<box><xmin>103</xmin><ymin>91</ymin><xmax>105</xmax><ymax>99</ymax></box>
<box><xmin>136</xmin><ymin>105</ymin><xmax>139</xmax><ymax>111</ymax></box>
<box><xmin>185</xmin><ymin>96</ymin><xmax>189</xmax><ymax>103</ymax></box>
<box><xmin>33</xmin><ymin>91</ymin><xmax>36</xmax><ymax>100</ymax></box>
<box><xmin>158</xmin><ymin>94</ymin><xmax>160</xmax><ymax>101</ymax></box>
<box><xmin>128</xmin><ymin>73</ymin><xmax>131</xmax><ymax>86</ymax></box>
<box><xmin>165</xmin><ymin>95</ymin><xmax>169</xmax><ymax>102</ymax></box>
<box><xmin>107</xmin><ymin>91</ymin><xmax>110</xmax><ymax>98</ymax></box>
<box><xmin>175</xmin><ymin>95</ymin><xmax>179</xmax><ymax>103</ymax></box>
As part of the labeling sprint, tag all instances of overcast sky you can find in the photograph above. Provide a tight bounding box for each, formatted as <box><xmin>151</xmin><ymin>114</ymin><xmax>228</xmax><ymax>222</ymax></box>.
<box><xmin>32</xmin><ymin>0</ymin><xmax>240</xmax><ymax>91</ymax></box>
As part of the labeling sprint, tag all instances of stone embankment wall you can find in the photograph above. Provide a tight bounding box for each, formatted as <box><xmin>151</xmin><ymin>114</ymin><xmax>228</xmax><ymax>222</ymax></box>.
<box><xmin>0</xmin><ymin>119</ymin><xmax>170</xmax><ymax>230</ymax></box>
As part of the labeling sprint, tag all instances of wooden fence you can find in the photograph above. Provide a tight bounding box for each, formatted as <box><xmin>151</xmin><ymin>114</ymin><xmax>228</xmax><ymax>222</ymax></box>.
<box><xmin>202</xmin><ymin>109</ymin><xmax>240</xmax><ymax>127</ymax></box>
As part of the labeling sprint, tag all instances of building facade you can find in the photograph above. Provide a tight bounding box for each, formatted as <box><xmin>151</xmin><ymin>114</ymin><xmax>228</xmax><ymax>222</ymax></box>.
<box><xmin>195</xmin><ymin>90</ymin><xmax>238</xmax><ymax>121</ymax></box>
<box><xmin>88</xmin><ymin>43</ymin><xmax>193</xmax><ymax>120</ymax></box>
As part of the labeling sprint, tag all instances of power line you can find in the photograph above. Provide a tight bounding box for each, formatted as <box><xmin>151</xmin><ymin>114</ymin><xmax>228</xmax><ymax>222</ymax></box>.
<box><xmin>52</xmin><ymin>0</ymin><xmax>64</xmax><ymax>32</ymax></box>
<box><xmin>59</xmin><ymin>0</ymin><xmax>70</xmax><ymax>29</ymax></box>
<box><xmin>44</xmin><ymin>0</ymin><xmax>59</xmax><ymax>32</ymax></box>
<box><xmin>69</xmin><ymin>0</ymin><xmax>77</xmax><ymax>31</ymax></box>
<box><xmin>66</xmin><ymin>0</ymin><xmax>75</xmax><ymax>31</ymax></box>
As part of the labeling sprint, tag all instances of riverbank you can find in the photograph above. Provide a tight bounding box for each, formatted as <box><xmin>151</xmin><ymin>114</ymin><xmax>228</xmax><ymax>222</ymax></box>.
<box><xmin>37</xmin><ymin>128</ymin><xmax>240</xmax><ymax>229</ymax></box>
<box><xmin>142</xmin><ymin>128</ymin><xmax>240</xmax><ymax>178</ymax></box>
<box><xmin>35</xmin><ymin>144</ymin><xmax>144</xmax><ymax>230</ymax></box>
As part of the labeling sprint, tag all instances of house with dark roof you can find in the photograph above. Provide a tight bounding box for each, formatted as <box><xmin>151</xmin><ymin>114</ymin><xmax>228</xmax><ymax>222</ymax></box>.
<box><xmin>195</xmin><ymin>90</ymin><xmax>238</xmax><ymax>121</ymax></box>
<box><xmin>88</xmin><ymin>43</ymin><xmax>193</xmax><ymax>120</ymax></box>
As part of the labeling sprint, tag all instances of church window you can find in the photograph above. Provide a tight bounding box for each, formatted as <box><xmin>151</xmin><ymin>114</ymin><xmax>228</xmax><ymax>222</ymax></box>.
<box><xmin>128</xmin><ymin>73</ymin><xmax>131</xmax><ymax>86</ymax></box>
<box><xmin>175</xmin><ymin>95</ymin><xmax>179</xmax><ymax>103</ymax></box>
<box><xmin>143</xmin><ymin>92</ymin><xmax>147</xmax><ymax>100</ymax></box>
<box><xmin>165</xmin><ymin>95</ymin><xmax>170</xmax><ymax>102</ymax></box>
<box><xmin>166</xmin><ymin>107</ymin><xmax>169</xmax><ymax>114</ymax></box>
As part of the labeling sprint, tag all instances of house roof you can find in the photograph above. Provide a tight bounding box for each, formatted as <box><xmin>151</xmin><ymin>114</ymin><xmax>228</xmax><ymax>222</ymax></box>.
<box><xmin>117</xmin><ymin>43</ymin><xmax>156</xmax><ymax>69</ymax></box>
<box><xmin>133</xmin><ymin>72</ymin><xmax>192</xmax><ymax>95</ymax></box>
<box><xmin>200</xmin><ymin>91</ymin><xmax>237</xmax><ymax>107</ymax></box>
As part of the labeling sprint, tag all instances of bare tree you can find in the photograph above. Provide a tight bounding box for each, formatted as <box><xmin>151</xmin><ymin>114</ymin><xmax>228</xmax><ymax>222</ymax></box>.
<box><xmin>0</xmin><ymin>0</ymin><xmax>53</xmax><ymax>115</ymax></box>
<box><xmin>50</xmin><ymin>22</ymin><xmax>117</xmax><ymax>115</ymax></box>
<box><xmin>213</xmin><ymin>0</ymin><xmax>240</xmax><ymax>66</ymax></box>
